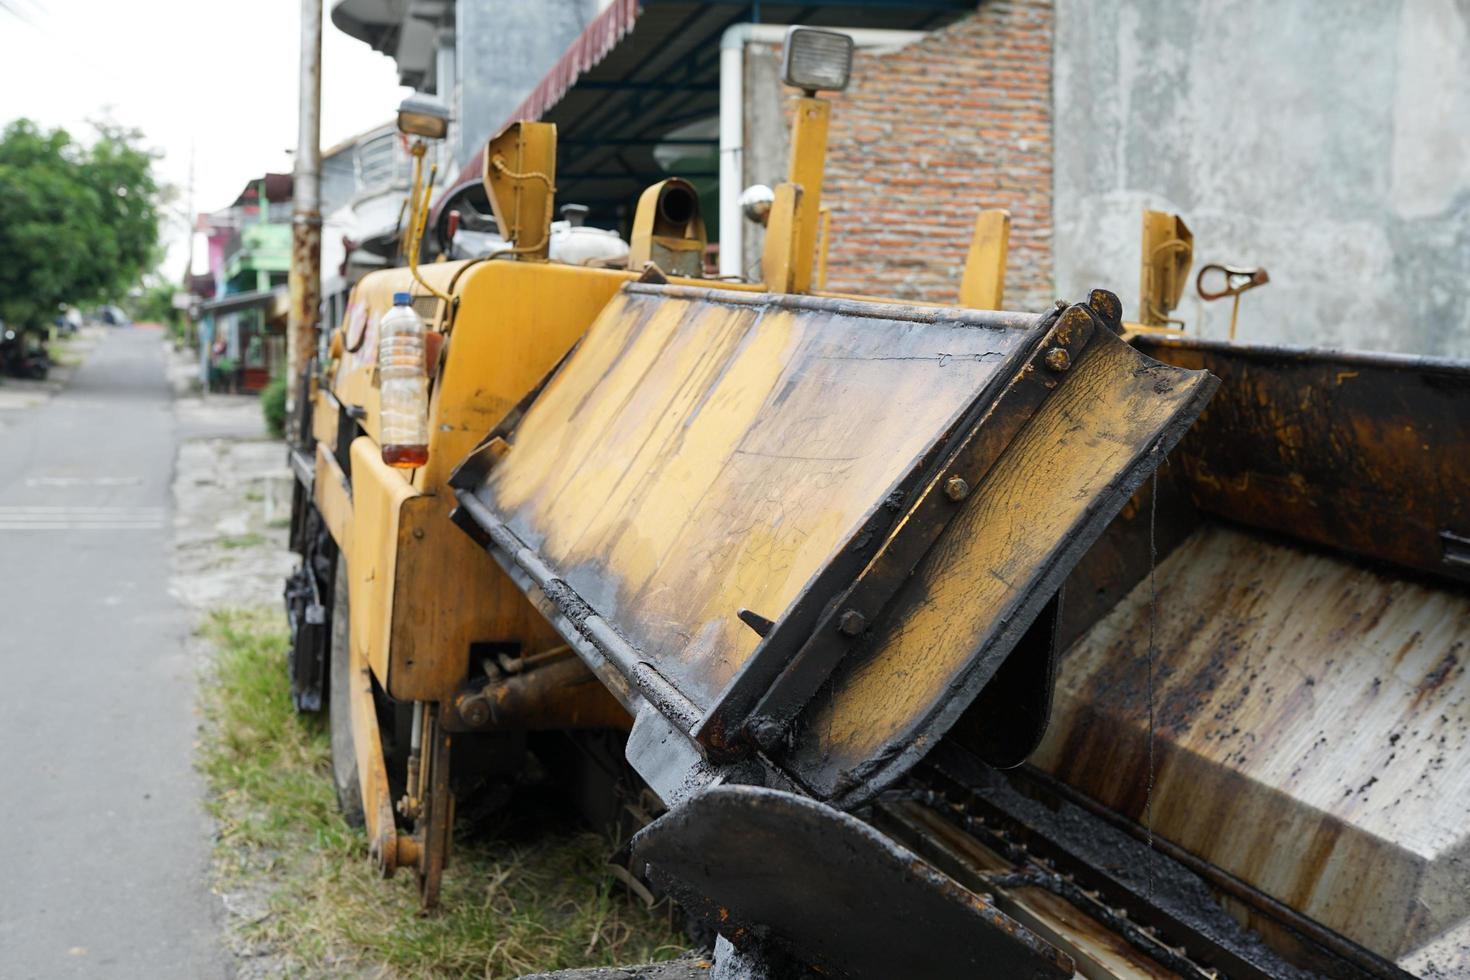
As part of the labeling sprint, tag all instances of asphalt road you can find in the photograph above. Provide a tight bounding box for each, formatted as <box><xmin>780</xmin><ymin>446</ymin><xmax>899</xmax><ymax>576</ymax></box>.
<box><xmin>0</xmin><ymin>328</ymin><xmax>224</xmax><ymax>978</ymax></box>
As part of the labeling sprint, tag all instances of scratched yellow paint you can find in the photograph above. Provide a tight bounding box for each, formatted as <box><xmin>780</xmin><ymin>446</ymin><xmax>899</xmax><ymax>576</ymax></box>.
<box><xmin>315</xmin><ymin>257</ymin><xmax>772</xmax><ymax>705</ymax></box>
<box><xmin>481</xmin><ymin>287</ymin><xmax>1030</xmax><ymax>709</ymax></box>
<box><xmin>788</xmin><ymin>333</ymin><xmax>1213</xmax><ymax>796</ymax></box>
<box><xmin>347</xmin><ymin>438</ymin><xmax>417</xmax><ymax>684</ymax></box>
<box><xmin>414</xmin><ymin>261</ymin><xmax>629</xmax><ymax>491</ymax></box>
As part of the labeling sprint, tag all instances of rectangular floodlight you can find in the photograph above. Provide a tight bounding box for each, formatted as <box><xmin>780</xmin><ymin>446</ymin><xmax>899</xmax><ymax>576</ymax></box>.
<box><xmin>781</xmin><ymin>27</ymin><xmax>854</xmax><ymax>94</ymax></box>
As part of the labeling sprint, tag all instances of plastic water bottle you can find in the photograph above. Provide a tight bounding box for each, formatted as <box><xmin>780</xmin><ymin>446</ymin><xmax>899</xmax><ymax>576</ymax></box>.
<box><xmin>378</xmin><ymin>291</ymin><xmax>429</xmax><ymax>468</ymax></box>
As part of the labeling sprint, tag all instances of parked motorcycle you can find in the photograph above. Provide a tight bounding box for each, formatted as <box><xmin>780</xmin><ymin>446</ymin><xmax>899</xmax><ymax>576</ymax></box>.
<box><xmin>1</xmin><ymin>326</ymin><xmax>51</xmax><ymax>380</ymax></box>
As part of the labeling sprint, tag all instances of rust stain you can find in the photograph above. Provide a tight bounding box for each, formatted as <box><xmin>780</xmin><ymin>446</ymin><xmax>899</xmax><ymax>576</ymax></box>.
<box><xmin>1033</xmin><ymin>522</ymin><xmax>1470</xmax><ymax>961</ymax></box>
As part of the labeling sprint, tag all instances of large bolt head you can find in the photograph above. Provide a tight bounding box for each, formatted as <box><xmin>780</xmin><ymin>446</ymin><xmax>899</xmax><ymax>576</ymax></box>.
<box><xmin>1044</xmin><ymin>347</ymin><xmax>1071</xmax><ymax>372</ymax></box>
<box><xmin>459</xmin><ymin>697</ymin><xmax>490</xmax><ymax>727</ymax></box>
<box><xmin>944</xmin><ymin>475</ymin><xmax>971</xmax><ymax>501</ymax></box>
<box><xmin>837</xmin><ymin>608</ymin><xmax>866</xmax><ymax>636</ymax></box>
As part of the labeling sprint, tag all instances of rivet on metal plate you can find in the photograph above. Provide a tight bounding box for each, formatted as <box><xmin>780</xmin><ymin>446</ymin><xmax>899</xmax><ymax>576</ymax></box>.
<box><xmin>1044</xmin><ymin>347</ymin><xmax>1071</xmax><ymax>372</ymax></box>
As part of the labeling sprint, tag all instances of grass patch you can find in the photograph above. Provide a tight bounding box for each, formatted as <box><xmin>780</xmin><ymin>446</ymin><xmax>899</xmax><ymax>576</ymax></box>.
<box><xmin>198</xmin><ymin>608</ymin><xmax>688</xmax><ymax>977</ymax></box>
<box><xmin>218</xmin><ymin>532</ymin><xmax>267</xmax><ymax>550</ymax></box>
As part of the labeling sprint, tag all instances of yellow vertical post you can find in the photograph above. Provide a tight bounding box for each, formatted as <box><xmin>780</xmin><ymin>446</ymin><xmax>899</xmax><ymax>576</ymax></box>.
<box><xmin>958</xmin><ymin>209</ymin><xmax>1011</xmax><ymax>310</ymax></box>
<box><xmin>815</xmin><ymin>206</ymin><xmax>833</xmax><ymax>290</ymax></box>
<box><xmin>760</xmin><ymin>183</ymin><xmax>805</xmax><ymax>293</ymax></box>
<box><xmin>482</xmin><ymin>121</ymin><xmax>558</xmax><ymax>261</ymax></box>
<box><xmin>1138</xmin><ymin>209</ymin><xmax>1193</xmax><ymax>328</ymax></box>
<box><xmin>784</xmin><ymin>96</ymin><xmax>830</xmax><ymax>294</ymax></box>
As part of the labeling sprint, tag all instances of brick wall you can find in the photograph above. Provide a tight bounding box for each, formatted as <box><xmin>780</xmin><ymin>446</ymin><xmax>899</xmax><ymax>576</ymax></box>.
<box><xmin>820</xmin><ymin>0</ymin><xmax>1054</xmax><ymax>310</ymax></box>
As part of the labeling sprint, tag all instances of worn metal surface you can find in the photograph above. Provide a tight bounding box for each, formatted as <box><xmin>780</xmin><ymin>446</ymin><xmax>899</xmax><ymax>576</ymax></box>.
<box><xmin>633</xmin><ymin>784</ymin><xmax>1074</xmax><ymax>980</ymax></box>
<box><xmin>1032</xmin><ymin>522</ymin><xmax>1470</xmax><ymax>965</ymax></box>
<box><xmin>722</xmin><ymin>303</ymin><xmax>1090</xmax><ymax>755</ymax></box>
<box><xmin>458</xmin><ymin>282</ymin><xmax>1215</xmax><ymax>808</ymax></box>
<box><xmin>628</xmin><ymin>179</ymin><xmax>707</xmax><ymax>279</ymax></box>
<box><xmin>893</xmin><ymin>746</ymin><xmax>1375</xmax><ymax>975</ymax></box>
<box><xmin>482</xmin><ymin>121</ymin><xmax>558</xmax><ymax>259</ymax></box>
<box><xmin>462</xmin><ymin>282</ymin><xmax>1040</xmax><ymax>732</ymax></box>
<box><xmin>285</xmin><ymin>0</ymin><xmax>322</xmax><ymax>422</ymax></box>
<box><xmin>784</xmin><ymin>321</ymin><xmax>1216</xmax><ymax>805</ymax></box>
<box><xmin>1137</xmin><ymin>209</ymin><xmax>1193</xmax><ymax>328</ymax></box>
<box><xmin>1136</xmin><ymin>335</ymin><xmax>1470</xmax><ymax>584</ymax></box>
<box><xmin>784</xmin><ymin>96</ymin><xmax>830</xmax><ymax>295</ymax></box>
<box><xmin>910</xmin><ymin>747</ymin><xmax>1397</xmax><ymax>980</ymax></box>
<box><xmin>449</xmin><ymin>653</ymin><xmax>629</xmax><ymax>733</ymax></box>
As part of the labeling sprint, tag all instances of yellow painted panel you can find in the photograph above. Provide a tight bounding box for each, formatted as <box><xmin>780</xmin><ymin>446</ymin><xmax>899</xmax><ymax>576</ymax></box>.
<box><xmin>479</xmin><ymin>287</ymin><xmax>1032</xmax><ymax>711</ymax></box>
<box><xmin>959</xmin><ymin>210</ymin><xmax>1011</xmax><ymax>311</ymax></box>
<box><xmin>415</xmin><ymin>261</ymin><xmax>631</xmax><ymax>492</ymax></box>
<box><xmin>788</xmin><ymin>330</ymin><xmax>1214</xmax><ymax>798</ymax></box>
<box><xmin>312</xmin><ymin>442</ymin><xmax>352</xmax><ymax>556</ymax></box>
<box><xmin>348</xmin><ymin>437</ymin><xmax>417</xmax><ymax>685</ymax></box>
<box><xmin>312</xmin><ymin>388</ymin><xmax>340</xmax><ymax>449</ymax></box>
<box><xmin>786</xmin><ymin>97</ymin><xmax>830</xmax><ymax>295</ymax></box>
<box><xmin>332</xmin><ymin>262</ymin><xmax>464</xmax><ymax>444</ymax></box>
<box><xmin>387</xmin><ymin>492</ymin><xmax>562</xmax><ymax>701</ymax></box>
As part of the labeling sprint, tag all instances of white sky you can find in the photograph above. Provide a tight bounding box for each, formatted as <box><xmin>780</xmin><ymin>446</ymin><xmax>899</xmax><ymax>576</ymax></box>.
<box><xmin>0</xmin><ymin>0</ymin><xmax>408</xmax><ymax>279</ymax></box>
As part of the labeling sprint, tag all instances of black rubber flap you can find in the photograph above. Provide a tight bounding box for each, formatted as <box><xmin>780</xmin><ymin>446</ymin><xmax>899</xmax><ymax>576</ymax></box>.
<box><xmin>633</xmin><ymin>784</ymin><xmax>1074</xmax><ymax>980</ymax></box>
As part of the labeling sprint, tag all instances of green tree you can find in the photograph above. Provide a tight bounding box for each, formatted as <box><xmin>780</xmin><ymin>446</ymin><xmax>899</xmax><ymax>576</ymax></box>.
<box><xmin>0</xmin><ymin>118</ymin><xmax>163</xmax><ymax>332</ymax></box>
<box><xmin>126</xmin><ymin>279</ymin><xmax>179</xmax><ymax>325</ymax></box>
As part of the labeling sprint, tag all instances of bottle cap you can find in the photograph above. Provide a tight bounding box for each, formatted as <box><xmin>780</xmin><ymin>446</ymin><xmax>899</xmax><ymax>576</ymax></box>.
<box><xmin>393</xmin><ymin>291</ymin><xmax>411</xmax><ymax>305</ymax></box>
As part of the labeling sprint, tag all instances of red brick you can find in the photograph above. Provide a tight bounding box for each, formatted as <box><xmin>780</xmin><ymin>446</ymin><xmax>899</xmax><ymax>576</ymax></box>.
<box><xmin>822</xmin><ymin>0</ymin><xmax>1054</xmax><ymax>310</ymax></box>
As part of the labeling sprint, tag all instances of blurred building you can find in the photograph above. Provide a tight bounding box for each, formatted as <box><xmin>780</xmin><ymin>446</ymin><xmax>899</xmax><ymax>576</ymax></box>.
<box><xmin>193</xmin><ymin>175</ymin><xmax>293</xmax><ymax>392</ymax></box>
<box><xmin>319</xmin><ymin>121</ymin><xmax>418</xmax><ymax>332</ymax></box>
<box><xmin>329</xmin><ymin>0</ymin><xmax>605</xmax><ymax>174</ymax></box>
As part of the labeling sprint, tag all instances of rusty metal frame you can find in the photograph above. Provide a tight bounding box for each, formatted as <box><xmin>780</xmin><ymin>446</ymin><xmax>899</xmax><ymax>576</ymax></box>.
<box><xmin>903</xmin><ymin>746</ymin><xmax>1417</xmax><ymax>980</ymax></box>
<box><xmin>452</xmin><ymin>488</ymin><xmax>703</xmax><ymax>731</ymax></box>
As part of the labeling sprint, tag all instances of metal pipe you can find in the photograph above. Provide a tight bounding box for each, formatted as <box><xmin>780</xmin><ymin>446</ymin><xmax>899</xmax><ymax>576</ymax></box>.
<box><xmin>287</xmin><ymin>0</ymin><xmax>324</xmax><ymax>428</ymax></box>
<box><xmin>717</xmin><ymin>24</ymin><xmax>927</xmax><ymax>280</ymax></box>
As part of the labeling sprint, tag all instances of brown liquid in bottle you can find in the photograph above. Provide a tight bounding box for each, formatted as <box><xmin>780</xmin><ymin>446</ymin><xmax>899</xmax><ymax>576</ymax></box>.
<box><xmin>382</xmin><ymin>444</ymin><xmax>428</xmax><ymax>468</ymax></box>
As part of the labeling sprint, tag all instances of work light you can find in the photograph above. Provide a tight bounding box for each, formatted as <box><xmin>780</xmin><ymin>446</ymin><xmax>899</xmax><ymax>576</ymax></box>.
<box><xmin>781</xmin><ymin>27</ymin><xmax>854</xmax><ymax>94</ymax></box>
<box><xmin>397</xmin><ymin>95</ymin><xmax>450</xmax><ymax>140</ymax></box>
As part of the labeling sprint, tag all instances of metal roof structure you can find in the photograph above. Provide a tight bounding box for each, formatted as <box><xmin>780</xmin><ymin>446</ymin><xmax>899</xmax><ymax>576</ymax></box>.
<box><xmin>434</xmin><ymin>0</ymin><xmax>970</xmax><ymax>236</ymax></box>
<box><xmin>198</xmin><ymin>287</ymin><xmax>289</xmax><ymax>317</ymax></box>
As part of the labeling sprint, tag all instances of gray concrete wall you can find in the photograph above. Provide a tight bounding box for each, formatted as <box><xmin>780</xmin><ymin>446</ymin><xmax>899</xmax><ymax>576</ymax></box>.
<box><xmin>454</xmin><ymin>0</ymin><xmax>601</xmax><ymax>172</ymax></box>
<box><xmin>1054</xmin><ymin>0</ymin><xmax>1470</xmax><ymax>356</ymax></box>
<box><xmin>742</xmin><ymin>43</ymin><xmax>790</xmax><ymax>277</ymax></box>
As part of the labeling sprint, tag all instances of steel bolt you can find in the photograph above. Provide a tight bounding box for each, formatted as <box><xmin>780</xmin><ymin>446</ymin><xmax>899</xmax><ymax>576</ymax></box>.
<box><xmin>944</xmin><ymin>475</ymin><xmax>970</xmax><ymax>501</ymax></box>
<box><xmin>1043</xmin><ymin>347</ymin><xmax>1071</xmax><ymax>372</ymax></box>
<box><xmin>837</xmin><ymin>609</ymin><xmax>866</xmax><ymax>636</ymax></box>
<box><xmin>458</xmin><ymin>696</ymin><xmax>490</xmax><ymax>727</ymax></box>
<box><xmin>747</xmin><ymin>715</ymin><xmax>785</xmax><ymax>751</ymax></box>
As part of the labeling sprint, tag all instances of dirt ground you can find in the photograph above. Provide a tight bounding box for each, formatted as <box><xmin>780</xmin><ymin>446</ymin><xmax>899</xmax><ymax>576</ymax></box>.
<box><xmin>165</xmin><ymin>354</ymin><xmax>299</xmax><ymax>975</ymax></box>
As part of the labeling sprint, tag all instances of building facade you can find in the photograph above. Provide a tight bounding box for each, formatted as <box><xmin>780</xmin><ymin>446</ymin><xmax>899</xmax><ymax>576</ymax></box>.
<box><xmin>810</xmin><ymin>0</ymin><xmax>1470</xmax><ymax>355</ymax></box>
<box><xmin>194</xmin><ymin>175</ymin><xmax>293</xmax><ymax>392</ymax></box>
<box><xmin>329</xmin><ymin>0</ymin><xmax>608</xmax><ymax>174</ymax></box>
<box><xmin>330</xmin><ymin>0</ymin><xmax>1470</xmax><ymax>357</ymax></box>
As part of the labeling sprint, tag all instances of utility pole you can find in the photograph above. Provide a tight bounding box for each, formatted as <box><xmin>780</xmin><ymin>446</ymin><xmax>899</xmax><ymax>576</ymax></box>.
<box><xmin>287</xmin><ymin>0</ymin><xmax>323</xmax><ymax>434</ymax></box>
